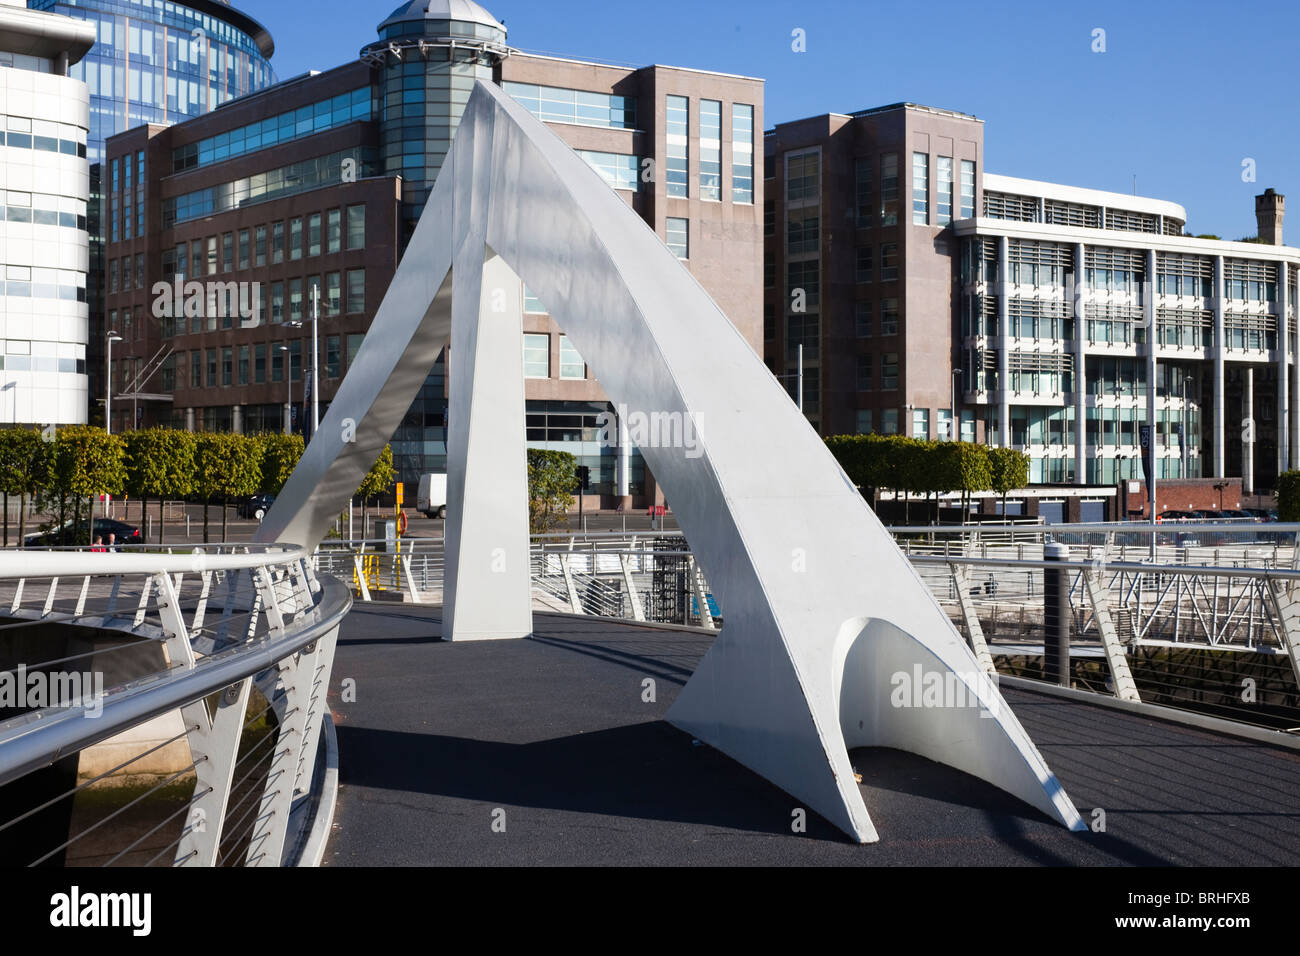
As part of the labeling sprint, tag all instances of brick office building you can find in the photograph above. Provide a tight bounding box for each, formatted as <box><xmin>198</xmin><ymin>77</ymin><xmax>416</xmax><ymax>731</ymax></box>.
<box><xmin>104</xmin><ymin>0</ymin><xmax>763</xmax><ymax>506</ymax></box>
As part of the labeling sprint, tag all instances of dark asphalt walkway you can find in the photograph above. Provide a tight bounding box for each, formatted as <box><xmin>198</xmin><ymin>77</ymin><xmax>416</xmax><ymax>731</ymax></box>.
<box><xmin>324</xmin><ymin>605</ymin><xmax>1300</xmax><ymax>866</ymax></box>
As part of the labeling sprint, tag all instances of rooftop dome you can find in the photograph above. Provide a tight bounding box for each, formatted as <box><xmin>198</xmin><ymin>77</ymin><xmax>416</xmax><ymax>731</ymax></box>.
<box><xmin>378</xmin><ymin>0</ymin><xmax>506</xmax><ymax>34</ymax></box>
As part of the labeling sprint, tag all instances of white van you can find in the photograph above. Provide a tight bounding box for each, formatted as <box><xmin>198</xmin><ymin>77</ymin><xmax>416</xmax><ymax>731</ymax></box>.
<box><xmin>417</xmin><ymin>473</ymin><xmax>448</xmax><ymax>519</ymax></box>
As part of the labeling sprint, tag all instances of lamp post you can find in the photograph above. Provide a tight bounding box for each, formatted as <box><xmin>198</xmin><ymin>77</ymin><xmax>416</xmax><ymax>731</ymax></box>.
<box><xmin>950</xmin><ymin>367</ymin><xmax>962</xmax><ymax>440</ymax></box>
<box><xmin>311</xmin><ymin>284</ymin><xmax>320</xmax><ymax>437</ymax></box>
<box><xmin>278</xmin><ymin>345</ymin><xmax>291</xmax><ymax>435</ymax></box>
<box><xmin>106</xmin><ymin>330</ymin><xmax>123</xmax><ymax>434</ymax></box>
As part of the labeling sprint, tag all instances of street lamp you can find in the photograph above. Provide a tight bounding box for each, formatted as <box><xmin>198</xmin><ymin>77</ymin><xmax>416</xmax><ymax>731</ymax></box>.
<box><xmin>950</xmin><ymin>368</ymin><xmax>963</xmax><ymax>441</ymax></box>
<box><xmin>278</xmin><ymin>345</ymin><xmax>291</xmax><ymax>435</ymax></box>
<box><xmin>106</xmin><ymin>330</ymin><xmax>123</xmax><ymax>434</ymax></box>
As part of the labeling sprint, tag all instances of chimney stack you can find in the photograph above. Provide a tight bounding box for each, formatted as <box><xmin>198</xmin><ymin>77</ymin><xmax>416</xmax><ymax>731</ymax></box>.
<box><xmin>1256</xmin><ymin>188</ymin><xmax>1285</xmax><ymax>245</ymax></box>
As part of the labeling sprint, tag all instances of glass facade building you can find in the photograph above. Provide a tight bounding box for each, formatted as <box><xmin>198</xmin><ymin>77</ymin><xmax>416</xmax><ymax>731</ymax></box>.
<box><xmin>29</xmin><ymin>0</ymin><xmax>276</xmax><ymax>164</ymax></box>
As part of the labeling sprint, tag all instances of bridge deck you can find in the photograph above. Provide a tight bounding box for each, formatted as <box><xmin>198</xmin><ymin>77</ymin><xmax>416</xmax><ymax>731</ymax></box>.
<box><xmin>325</xmin><ymin>606</ymin><xmax>1300</xmax><ymax>866</ymax></box>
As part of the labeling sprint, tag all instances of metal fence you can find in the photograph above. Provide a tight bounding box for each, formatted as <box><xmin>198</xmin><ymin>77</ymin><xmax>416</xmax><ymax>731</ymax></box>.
<box><xmin>0</xmin><ymin>544</ymin><xmax>348</xmax><ymax>867</ymax></box>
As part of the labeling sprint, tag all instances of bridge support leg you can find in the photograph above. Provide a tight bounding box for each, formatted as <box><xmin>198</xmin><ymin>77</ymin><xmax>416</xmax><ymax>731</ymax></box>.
<box><xmin>952</xmin><ymin>564</ymin><xmax>997</xmax><ymax>675</ymax></box>
<box><xmin>442</xmin><ymin>246</ymin><xmax>532</xmax><ymax>641</ymax></box>
<box><xmin>1083</xmin><ymin>569</ymin><xmax>1141</xmax><ymax>702</ymax></box>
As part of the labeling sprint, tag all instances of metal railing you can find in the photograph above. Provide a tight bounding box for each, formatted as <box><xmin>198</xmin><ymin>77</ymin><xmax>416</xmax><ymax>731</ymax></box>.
<box><xmin>0</xmin><ymin>543</ymin><xmax>349</xmax><ymax>867</ymax></box>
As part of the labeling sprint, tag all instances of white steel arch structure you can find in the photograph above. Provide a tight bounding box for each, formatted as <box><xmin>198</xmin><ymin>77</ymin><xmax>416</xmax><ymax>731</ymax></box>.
<box><xmin>256</xmin><ymin>80</ymin><xmax>1085</xmax><ymax>843</ymax></box>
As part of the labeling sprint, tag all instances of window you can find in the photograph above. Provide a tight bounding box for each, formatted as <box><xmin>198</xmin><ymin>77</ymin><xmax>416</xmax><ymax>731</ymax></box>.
<box><xmin>289</xmin><ymin>217</ymin><xmax>303</xmax><ymax>260</ymax></box>
<box><xmin>272</xmin><ymin>221</ymin><xmax>285</xmax><ymax>264</ymax></box>
<box><xmin>347</xmin><ymin>270</ymin><xmax>366</xmax><ymax>313</ymax></box>
<box><xmin>857</xmin><ymin>355</ymin><xmax>873</xmax><ymax>390</ymax></box>
<box><xmin>222</xmin><ymin>347</ymin><xmax>233</xmax><ymax>386</ymax></box>
<box><xmin>856</xmin><ymin>246</ymin><xmax>872</xmax><ymax>283</ymax></box>
<box><xmin>290</xmin><ymin>341</ymin><xmax>302</xmax><ymax>382</ymax></box>
<box><xmin>936</xmin><ymin>157</ymin><xmax>953</xmax><ymax>226</ymax></box>
<box><xmin>787</xmin><ymin>208</ymin><xmax>819</xmax><ymax>254</ymax></box>
<box><xmin>855</xmin><ymin>302</ymin><xmax>872</xmax><ymax>337</ymax></box>
<box><xmin>326</xmin><ymin>335</ymin><xmax>340</xmax><ymax>378</ymax></box>
<box><xmin>764</xmin><ymin>201</ymin><xmax>775</xmax><ymax>236</ymax></box>
<box><xmin>347</xmin><ymin>205</ymin><xmax>365</xmax><ymax>250</ymax></box>
<box><xmin>207</xmin><ymin>237</ymin><xmax>218</xmax><ymax>276</ymax></box>
<box><xmin>206</xmin><ymin>349</ymin><xmax>217</xmax><ymax>387</ymax></box>
<box><xmin>347</xmin><ymin>333</ymin><xmax>364</xmax><ymax>368</ymax></box>
<box><xmin>327</xmin><ymin>209</ymin><xmax>342</xmax><ymax>254</ymax></box>
<box><xmin>503</xmin><ymin>82</ymin><xmax>636</xmax><ymax>130</ymax></box>
<box><xmin>855</xmin><ymin>158</ymin><xmax>872</xmax><ymax>227</ymax></box>
<box><xmin>881</xmin><ymin>298</ymin><xmax>899</xmax><ymax>336</ymax></box>
<box><xmin>326</xmin><ymin>272</ymin><xmax>341</xmax><ymax>316</ymax></box>
<box><xmin>238</xmin><ymin>346</ymin><xmax>249</xmax><ymax>385</ymax></box>
<box><xmin>289</xmin><ymin>278</ymin><xmax>303</xmax><ymax>323</ymax></box>
<box><xmin>135</xmin><ymin>254</ymin><xmax>144</xmax><ymax>291</ymax></box>
<box><xmin>271</xmin><ymin>281</ymin><xmax>284</xmax><ymax>324</ymax></box>
<box><xmin>787</xmin><ymin>260</ymin><xmax>819</xmax><ymax>308</ymax></box>
<box><xmin>856</xmin><ymin>410</ymin><xmax>873</xmax><ymax>435</ymax></box>
<box><xmin>912</xmin><ymin>408</ymin><xmax>929</xmax><ymax>440</ymax></box>
<box><xmin>786</xmin><ymin>151</ymin><xmax>819</xmax><ymax>202</ymax></box>
<box><xmin>881</xmin><ymin>243</ymin><xmax>899</xmax><ymax>282</ymax></box>
<box><xmin>222</xmin><ymin>232</ymin><xmax>234</xmax><ymax>272</ymax></box>
<box><xmin>559</xmin><ymin>336</ymin><xmax>585</xmax><ymax>379</ymax></box>
<box><xmin>272</xmin><ymin>344</ymin><xmax>285</xmax><ymax>383</ymax></box>
<box><xmin>666</xmin><ymin>95</ymin><xmax>688</xmax><ymax>198</ymax></box>
<box><xmin>191</xmin><ymin>352</ymin><xmax>201</xmax><ymax>390</ymax></box>
<box><xmin>700</xmin><ymin>99</ymin><xmax>722</xmax><ymax>201</ymax></box>
<box><xmin>882</xmin><ymin>353</ymin><xmax>898</xmax><ymax>390</ymax></box>
<box><xmin>238</xmin><ymin>229</ymin><xmax>250</xmax><ymax>270</ymax></box>
<box><xmin>882</xmin><ymin>408</ymin><xmax>899</xmax><ymax>434</ymax></box>
<box><xmin>254</xmin><ymin>343</ymin><xmax>266</xmax><ymax>384</ymax></box>
<box><xmin>880</xmin><ymin>153</ymin><xmax>898</xmax><ymax>225</ymax></box>
<box><xmin>255</xmin><ymin>225</ymin><xmax>267</xmax><ymax>267</ymax></box>
<box><xmin>732</xmin><ymin>104</ymin><xmax>754</xmax><ymax>203</ymax></box>
<box><xmin>308</xmin><ymin>213</ymin><xmax>322</xmax><ymax>257</ymax></box>
<box><xmin>523</xmin><ymin>333</ymin><xmax>549</xmax><ymax>378</ymax></box>
<box><xmin>306</xmin><ymin>275</ymin><xmax>322</xmax><ymax>319</ymax></box>
<box><xmin>576</xmin><ymin>151</ymin><xmax>640</xmax><ymax>191</ymax></box>
<box><xmin>666</xmin><ymin>218</ymin><xmax>689</xmax><ymax>258</ymax></box>
<box><xmin>960</xmin><ymin>160</ymin><xmax>976</xmax><ymax>219</ymax></box>
<box><xmin>912</xmin><ymin>152</ymin><xmax>929</xmax><ymax>225</ymax></box>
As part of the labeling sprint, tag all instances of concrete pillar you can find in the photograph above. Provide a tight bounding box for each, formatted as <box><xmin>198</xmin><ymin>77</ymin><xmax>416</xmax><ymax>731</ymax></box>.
<box><xmin>1214</xmin><ymin>255</ymin><xmax>1226</xmax><ymax>478</ymax></box>
<box><xmin>1145</xmin><ymin>249</ymin><xmax>1158</xmax><ymax>513</ymax></box>
<box><xmin>997</xmin><ymin>235</ymin><xmax>1011</xmax><ymax>447</ymax></box>
<box><xmin>1073</xmin><ymin>242</ymin><xmax>1087</xmax><ymax>484</ymax></box>
<box><xmin>185</xmin><ymin>407</ymin><xmax>195</xmax><ymax>432</ymax></box>
<box><xmin>1280</xmin><ymin>262</ymin><xmax>1291</xmax><ymax>474</ymax></box>
<box><xmin>231</xmin><ymin>404</ymin><xmax>243</xmax><ymax>434</ymax></box>
<box><xmin>1244</xmin><ymin>367</ymin><xmax>1254</xmax><ymax>496</ymax></box>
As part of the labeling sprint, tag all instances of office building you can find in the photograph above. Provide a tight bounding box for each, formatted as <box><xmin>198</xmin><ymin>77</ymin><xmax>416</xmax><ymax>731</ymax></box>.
<box><xmin>104</xmin><ymin>0</ymin><xmax>763</xmax><ymax>503</ymax></box>
<box><xmin>0</xmin><ymin>0</ymin><xmax>95</xmax><ymax>425</ymax></box>
<box><xmin>765</xmin><ymin>103</ymin><xmax>1300</xmax><ymax>493</ymax></box>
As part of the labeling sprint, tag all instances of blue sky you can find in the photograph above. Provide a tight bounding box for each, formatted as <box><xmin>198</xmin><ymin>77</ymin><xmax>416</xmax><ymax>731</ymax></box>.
<box><xmin>261</xmin><ymin>0</ymin><xmax>1298</xmax><ymax>239</ymax></box>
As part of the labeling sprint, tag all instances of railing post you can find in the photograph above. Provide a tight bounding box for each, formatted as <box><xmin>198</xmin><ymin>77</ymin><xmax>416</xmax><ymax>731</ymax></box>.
<box><xmin>620</xmin><ymin>552</ymin><xmax>645</xmax><ymax>622</ymax></box>
<box><xmin>1082</xmin><ymin>568</ymin><xmax>1141</xmax><ymax>701</ymax></box>
<box><xmin>951</xmin><ymin>564</ymin><xmax>996</xmax><ymax>675</ymax></box>
<box><xmin>1043</xmin><ymin>543</ymin><xmax>1071</xmax><ymax>687</ymax></box>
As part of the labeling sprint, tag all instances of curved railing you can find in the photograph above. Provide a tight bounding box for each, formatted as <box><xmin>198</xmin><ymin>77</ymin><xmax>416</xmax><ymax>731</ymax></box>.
<box><xmin>0</xmin><ymin>543</ymin><xmax>350</xmax><ymax>867</ymax></box>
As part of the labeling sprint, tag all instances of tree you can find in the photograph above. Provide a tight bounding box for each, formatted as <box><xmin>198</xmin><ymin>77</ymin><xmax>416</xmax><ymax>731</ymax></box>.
<box><xmin>49</xmin><ymin>426</ymin><xmax>126</xmax><ymax>545</ymax></box>
<box><xmin>194</xmin><ymin>434</ymin><xmax>262</xmax><ymax>542</ymax></box>
<box><xmin>258</xmin><ymin>433</ymin><xmax>305</xmax><ymax>495</ymax></box>
<box><xmin>123</xmin><ymin>429</ymin><xmax>195</xmax><ymax>544</ymax></box>
<box><xmin>355</xmin><ymin>444</ymin><xmax>396</xmax><ymax>537</ymax></box>
<box><xmin>936</xmin><ymin>442</ymin><xmax>992</xmax><ymax>522</ymax></box>
<box><xmin>1277</xmin><ymin>471</ymin><xmax>1300</xmax><ymax>522</ymax></box>
<box><xmin>0</xmin><ymin>430</ymin><xmax>51</xmax><ymax>546</ymax></box>
<box><xmin>528</xmin><ymin>449</ymin><xmax>577</xmax><ymax>534</ymax></box>
<box><xmin>989</xmin><ymin>447</ymin><xmax>1030</xmax><ymax>518</ymax></box>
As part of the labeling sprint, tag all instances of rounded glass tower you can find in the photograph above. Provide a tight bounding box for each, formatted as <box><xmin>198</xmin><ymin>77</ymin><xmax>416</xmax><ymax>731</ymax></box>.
<box><xmin>29</xmin><ymin>0</ymin><xmax>276</xmax><ymax>164</ymax></box>
<box><xmin>362</xmin><ymin>0</ymin><xmax>510</xmax><ymax>242</ymax></box>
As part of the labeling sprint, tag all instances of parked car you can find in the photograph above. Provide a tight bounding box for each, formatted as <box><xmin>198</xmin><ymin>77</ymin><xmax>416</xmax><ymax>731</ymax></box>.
<box><xmin>238</xmin><ymin>494</ymin><xmax>276</xmax><ymax>520</ymax></box>
<box><xmin>25</xmin><ymin>517</ymin><xmax>142</xmax><ymax>548</ymax></box>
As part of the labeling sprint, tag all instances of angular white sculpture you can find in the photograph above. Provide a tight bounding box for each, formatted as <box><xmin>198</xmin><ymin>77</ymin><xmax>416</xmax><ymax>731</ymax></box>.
<box><xmin>257</xmin><ymin>80</ymin><xmax>1085</xmax><ymax>843</ymax></box>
